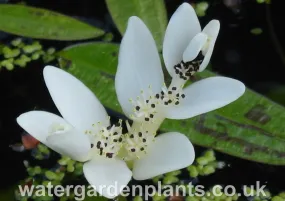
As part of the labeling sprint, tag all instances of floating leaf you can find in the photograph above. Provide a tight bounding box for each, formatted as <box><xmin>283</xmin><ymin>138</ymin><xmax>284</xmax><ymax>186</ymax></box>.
<box><xmin>105</xmin><ymin>0</ymin><xmax>167</xmax><ymax>50</ymax></box>
<box><xmin>59</xmin><ymin>42</ymin><xmax>285</xmax><ymax>165</ymax></box>
<box><xmin>0</xmin><ymin>4</ymin><xmax>104</xmax><ymax>40</ymax></box>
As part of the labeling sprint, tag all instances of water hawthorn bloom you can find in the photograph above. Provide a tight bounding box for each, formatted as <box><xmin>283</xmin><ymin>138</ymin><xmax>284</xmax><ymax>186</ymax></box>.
<box><xmin>115</xmin><ymin>5</ymin><xmax>245</xmax><ymax>132</ymax></box>
<box><xmin>163</xmin><ymin>2</ymin><xmax>220</xmax><ymax>78</ymax></box>
<box><xmin>16</xmin><ymin>66</ymin><xmax>195</xmax><ymax>198</ymax></box>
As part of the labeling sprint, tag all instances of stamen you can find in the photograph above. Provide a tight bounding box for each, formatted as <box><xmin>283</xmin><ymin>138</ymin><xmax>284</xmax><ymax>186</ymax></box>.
<box><xmin>86</xmin><ymin>119</ymin><xmax>123</xmax><ymax>159</ymax></box>
<box><xmin>122</xmin><ymin>122</ymin><xmax>155</xmax><ymax>161</ymax></box>
<box><xmin>129</xmin><ymin>86</ymin><xmax>159</xmax><ymax>122</ymax></box>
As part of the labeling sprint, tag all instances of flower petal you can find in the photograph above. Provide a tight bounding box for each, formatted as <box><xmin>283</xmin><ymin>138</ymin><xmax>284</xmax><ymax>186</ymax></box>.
<box><xmin>199</xmin><ymin>41</ymin><xmax>214</xmax><ymax>72</ymax></box>
<box><xmin>183</xmin><ymin>32</ymin><xmax>208</xmax><ymax>62</ymax></box>
<box><xmin>43</xmin><ymin>66</ymin><xmax>109</xmax><ymax>133</ymax></box>
<box><xmin>16</xmin><ymin>111</ymin><xmax>67</xmax><ymax>144</ymax></box>
<box><xmin>115</xmin><ymin>16</ymin><xmax>164</xmax><ymax>116</ymax></box>
<box><xmin>46</xmin><ymin>128</ymin><xmax>91</xmax><ymax>162</ymax></box>
<box><xmin>83</xmin><ymin>156</ymin><xmax>132</xmax><ymax>198</ymax></box>
<box><xmin>165</xmin><ymin>76</ymin><xmax>245</xmax><ymax>119</ymax></box>
<box><xmin>202</xmin><ymin>20</ymin><xmax>220</xmax><ymax>39</ymax></box>
<box><xmin>199</xmin><ymin>20</ymin><xmax>220</xmax><ymax>71</ymax></box>
<box><xmin>133</xmin><ymin>132</ymin><xmax>194</xmax><ymax>180</ymax></box>
<box><xmin>163</xmin><ymin>3</ymin><xmax>201</xmax><ymax>76</ymax></box>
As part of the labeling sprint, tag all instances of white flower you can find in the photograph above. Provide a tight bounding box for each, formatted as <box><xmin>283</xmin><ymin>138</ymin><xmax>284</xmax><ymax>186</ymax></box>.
<box><xmin>163</xmin><ymin>2</ymin><xmax>220</xmax><ymax>77</ymax></box>
<box><xmin>16</xmin><ymin>66</ymin><xmax>132</xmax><ymax>199</ymax></box>
<box><xmin>120</xmin><ymin>122</ymin><xmax>195</xmax><ymax>180</ymax></box>
<box><xmin>115</xmin><ymin>14</ymin><xmax>245</xmax><ymax>130</ymax></box>
<box><xmin>16</xmin><ymin>66</ymin><xmax>195</xmax><ymax>196</ymax></box>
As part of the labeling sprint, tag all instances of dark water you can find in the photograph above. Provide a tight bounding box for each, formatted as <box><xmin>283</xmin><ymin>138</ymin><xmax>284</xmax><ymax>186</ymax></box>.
<box><xmin>1</xmin><ymin>0</ymin><xmax>285</xmax><ymax>195</ymax></box>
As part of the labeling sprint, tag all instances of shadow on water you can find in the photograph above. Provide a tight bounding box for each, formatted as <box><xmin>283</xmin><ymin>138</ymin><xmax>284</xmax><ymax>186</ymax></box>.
<box><xmin>1</xmin><ymin>0</ymin><xmax>285</xmax><ymax>194</ymax></box>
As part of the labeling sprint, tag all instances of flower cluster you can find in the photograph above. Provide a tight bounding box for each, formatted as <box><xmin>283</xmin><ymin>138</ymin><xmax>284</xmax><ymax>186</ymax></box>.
<box><xmin>16</xmin><ymin>3</ymin><xmax>245</xmax><ymax>199</ymax></box>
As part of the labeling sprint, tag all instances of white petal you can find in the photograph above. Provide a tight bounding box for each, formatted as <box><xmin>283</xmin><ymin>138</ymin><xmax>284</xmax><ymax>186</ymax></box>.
<box><xmin>115</xmin><ymin>16</ymin><xmax>164</xmax><ymax>116</ymax></box>
<box><xmin>133</xmin><ymin>132</ymin><xmax>195</xmax><ymax>180</ymax></box>
<box><xmin>46</xmin><ymin>128</ymin><xmax>91</xmax><ymax>162</ymax></box>
<box><xmin>83</xmin><ymin>156</ymin><xmax>132</xmax><ymax>198</ymax></box>
<box><xmin>165</xmin><ymin>76</ymin><xmax>245</xmax><ymax>119</ymax></box>
<box><xmin>43</xmin><ymin>66</ymin><xmax>109</xmax><ymax>133</ymax></box>
<box><xmin>163</xmin><ymin>3</ymin><xmax>201</xmax><ymax>76</ymax></box>
<box><xmin>199</xmin><ymin>41</ymin><xmax>214</xmax><ymax>71</ymax></box>
<box><xmin>202</xmin><ymin>20</ymin><xmax>220</xmax><ymax>39</ymax></box>
<box><xmin>16</xmin><ymin>111</ymin><xmax>67</xmax><ymax>144</ymax></box>
<box><xmin>183</xmin><ymin>32</ymin><xmax>208</xmax><ymax>62</ymax></box>
<box><xmin>199</xmin><ymin>20</ymin><xmax>220</xmax><ymax>71</ymax></box>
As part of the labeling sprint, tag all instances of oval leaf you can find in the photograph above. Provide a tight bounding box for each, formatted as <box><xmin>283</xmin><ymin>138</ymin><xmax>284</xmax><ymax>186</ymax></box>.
<box><xmin>106</xmin><ymin>0</ymin><xmax>167</xmax><ymax>50</ymax></box>
<box><xmin>0</xmin><ymin>4</ymin><xmax>104</xmax><ymax>40</ymax></box>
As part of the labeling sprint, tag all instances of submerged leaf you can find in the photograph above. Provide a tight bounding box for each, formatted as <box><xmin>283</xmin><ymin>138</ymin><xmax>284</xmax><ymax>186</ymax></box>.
<box><xmin>0</xmin><ymin>4</ymin><xmax>104</xmax><ymax>40</ymax></box>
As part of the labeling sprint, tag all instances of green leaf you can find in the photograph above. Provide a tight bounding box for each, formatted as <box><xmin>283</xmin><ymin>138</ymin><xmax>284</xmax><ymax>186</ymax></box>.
<box><xmin>105</xmin><ymin>0</ymin><xmax>167</xmax><ymax>50</ymax></box>
<box><xmin>59</xmin><ymin>43</ymin><xmax>285</xmax><ymax>165</ymax></box>
<box><xmin>0</xmin><ymin>4</ymin><xmax>104</xmax><ymax>40</ymax></box>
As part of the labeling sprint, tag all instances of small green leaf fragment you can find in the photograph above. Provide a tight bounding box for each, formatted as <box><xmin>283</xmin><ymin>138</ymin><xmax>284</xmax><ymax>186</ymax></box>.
<box><xmin>152</xmin><ymin>174</ymin><xmax>163</xmax><ymax>184</ymax></box>
<box><xmin>165</xmin><ymin>170</ymin><xmax>181</xmax><ymax>177</ymax></box>
<box><xmin>250</xmin><ymin>28</ymin><xmax>263</xmax><ymax>35</ymax></box>
<box><xmin>58</xmin><ymin>156</ymin><xmax>71</xmax><ymax>165</ymax></box>
<box><xmin>162</xmin><ymin>175</ymin><xmax>179</xmax><ymax>185</ymax></box>
<box><xmin>195</xmin><ymin>2</ymin><xmax>209</xmax><ymax>17</ymax></box>
<box><xmin>204</xmin><ymin>150</ymin><xmax>216</xmax><ymax>162</ymax></box>
<box><xmin>34</xmin><ymin>166</ymin><xmax>41</xmax><ymax>174</ymax></box>
<box><xmin>186</xmin><ymin>196</ymin><xmax>199</xmax><ymax>201</ymax></box>
<box><xmin>202</xmin><ymin>165</ymin><xmax>215</xmax><ymax>175</ymax></box>
<box><xmin>187</xmin><ymin>165</ymin><xmax>199</xmax><ymax>178</ymax></box>
<box><xmin>271</xmin><ymin>196</ymin><xmax>284</xmax><ymax>201</ymax></box>
<box><xmin>197</xmin><ymin>156</ymin><xmax>208</xmax><ymax>165</ymax></box>
<box><xmin>67</xmin><ymin>162</ymin><xmax>75</xmax><ymax>172</ymax></box>
<box><xmin>256</xmin><ymin>0</ymin><xmax>266</xmax><ymax>3</ymax></box>
<box><xmin>153</xmin><ymin>193</ymin><xmax>166</xmax><ymax>201</ymax></box>
<box><xmin>45</xmin><ymin>171</ymin><xmax>57</xmax><ymax>180</ymax></box>
<box><xmin>11</xmin><ymin>38</ymin><xmax>22</xmax><ymax>47</ymax></box>
<box><xmin>278</xmin><ymin>192</ymin><xmax>285</xmax><ymax>198</ymax></box>
<box><xmin>133</xmin><ymin>196</ymin><xmax>143</xmax><ymax>201</ymax></box>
